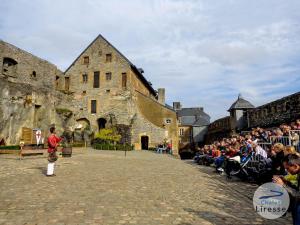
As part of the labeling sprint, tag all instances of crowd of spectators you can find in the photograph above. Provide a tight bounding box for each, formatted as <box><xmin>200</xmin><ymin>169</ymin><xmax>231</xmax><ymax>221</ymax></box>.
<box><xmin>194</xmin><ymin>119</ymin><xmax>300</xmax><ymax>224</ymax></box>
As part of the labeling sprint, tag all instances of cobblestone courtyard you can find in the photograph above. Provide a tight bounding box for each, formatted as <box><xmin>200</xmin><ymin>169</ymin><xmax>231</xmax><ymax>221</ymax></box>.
<box><xmin>0</xmin><ymin>149</ymin><xmax>291</xmax><ymax>225</ymax></box>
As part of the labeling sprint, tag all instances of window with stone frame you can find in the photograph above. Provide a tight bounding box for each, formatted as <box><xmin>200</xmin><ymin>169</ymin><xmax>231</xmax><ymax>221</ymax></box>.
<box><xmin>82</xmin><ymin>73</ymin><xmax>88</xmax><ymax>83</ymax></box>
<box><xmin>122</xmin><ymin>73</ymin><xmax>127</xmax><ymax>88</ymax></box>
<box><xmin>106</xmin><ymin>72</ymin><xmax>112</xmax><ymax>81</ymax></box>
<box><xmin>91</xmin><ymin>100</ymin><xmax>97</xmax><ymax>114</ymax></box>
<box><xmin>105</xmin><ymin>53</ymin><xmax>112</xmax><ymax>62</ymax></box>
<box><xmin>83</xmin><ymin>56</ymin><xmax>89</xmax><ymax>64</ymax></box>
<box><xmin>93</xmin><ymin>71</ymin><xmax>100</xmax><ymax>88</ymax></box>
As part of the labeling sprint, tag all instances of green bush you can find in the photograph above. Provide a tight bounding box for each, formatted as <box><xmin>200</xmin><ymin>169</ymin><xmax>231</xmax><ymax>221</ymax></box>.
<box><xmin>94</xmin><ymin>128</ymin><xmax>121</xmax><ymax>143</ymax></box>
<box><xmin>148</xmin><ymin>147</ymin><xmax>156</xmax><ymax>151</ymax></box>
<box><xmin>93</xmin><ymin>143</ymin><xmax>134</xmax><ymax>151</ymax></box>
<box><xmin>0</xmin><ymin>145</ymin><xmax>20</xmax><ymax>150</ymax></box>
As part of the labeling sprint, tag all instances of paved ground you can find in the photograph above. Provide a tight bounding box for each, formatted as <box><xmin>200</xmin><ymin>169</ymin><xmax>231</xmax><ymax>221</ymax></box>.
<box><xmin>0</xmin><ymin>149</ymin><xmax>292</xmax><ymax>225</ymax></box>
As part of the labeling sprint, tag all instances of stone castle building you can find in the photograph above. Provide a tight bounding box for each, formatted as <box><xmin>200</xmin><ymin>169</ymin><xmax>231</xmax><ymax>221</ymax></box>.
<box><xmin>0</xmin><ymin>35</ymin><xmax>179</xmax><ymax>154</ymax></box>
<box><xmin>63</xmin><ymin>35</ymin><xmax>178</xmax><ymax>152</ymax></box>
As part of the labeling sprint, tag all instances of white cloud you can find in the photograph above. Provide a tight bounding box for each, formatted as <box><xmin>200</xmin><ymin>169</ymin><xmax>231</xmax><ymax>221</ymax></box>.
<box><xmin>0</xmin><ymin>0</ymin><xmax>300</xmax><ymax>120</ymax></box>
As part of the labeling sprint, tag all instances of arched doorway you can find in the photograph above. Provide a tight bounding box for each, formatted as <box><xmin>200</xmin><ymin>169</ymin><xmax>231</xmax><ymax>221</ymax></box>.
<box><xmin>97</xmin><ymin>118</ymin><xmax>107</xmax><ymax>130</ymax></box>
<box><xmin>76</xmin><ymin>118</ymin><xmax>90</xmax><ymax>129</ymax></box>
<box><xmin>141</xmin><ymin>136</ymin><xmax>149</xmax><ymax>150</ymax></box>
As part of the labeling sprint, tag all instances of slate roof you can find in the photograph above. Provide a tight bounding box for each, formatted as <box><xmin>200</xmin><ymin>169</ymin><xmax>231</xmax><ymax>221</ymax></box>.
<box><xmin>177</xmin><ymin>108</ymin><xmax>210</xmax><ymax>126</ymax></box>
<box><xmin>64</xmin><ymin>34</ymin><xmax>157</xmax><ymax>96</ymax></box>
<box><xmin>228</xmin><ymin>96</ymin><xmax>255</xmax><ymax>111</ymax></box>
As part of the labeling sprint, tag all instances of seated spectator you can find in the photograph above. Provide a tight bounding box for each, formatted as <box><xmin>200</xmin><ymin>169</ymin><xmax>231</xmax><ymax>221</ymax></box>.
<box><xmin>290</xmin><ymin>131</ymin><xmax>300</xmax><ymax>150</ymax></box>
<box><xmin>270</xmin><ymin>143</ymin><xmax>286</xmax><ymax>175</ymax></box>
<box><xmin>273</xmin><ymin>154</ymin><xmax>300</xmax><ymax>225</ymax></box>
<box><xmin>156</xmin><ymin>143</ymin><xmax>164</xmax><ymax>154</ymax></box>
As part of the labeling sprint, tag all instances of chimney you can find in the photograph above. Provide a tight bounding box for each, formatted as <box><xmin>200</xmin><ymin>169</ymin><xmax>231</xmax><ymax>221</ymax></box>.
<box><xmin>173</xmin><ymin>102</ymin><xmax>182</xmax><ymax>111</ymax></box>
<box><xmin>157</xmin><ymin>88</ymin><xmax>165</xmax><ymax>105</ymax></box>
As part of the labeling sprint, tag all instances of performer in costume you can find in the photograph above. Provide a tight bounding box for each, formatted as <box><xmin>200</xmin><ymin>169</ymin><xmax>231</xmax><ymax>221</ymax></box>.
<box><xmin>47</xmin><ymin>126</ymin><xmax>62</xmax><ymax>176</ymax></box>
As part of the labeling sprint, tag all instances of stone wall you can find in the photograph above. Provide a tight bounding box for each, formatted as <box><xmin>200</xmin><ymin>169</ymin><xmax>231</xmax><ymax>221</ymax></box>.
<box><xmin>0</xmin><ymin>79</ymin><xmax>73</xmax><ymax>145</ymax></box>
<box><xmin>135</xmin><ymin>91</ymin><xmax>179</xmax><ymax>154</ymax></box>
<box><xmin>0</xmin><ymin>40</ymin><xmax>63</xmax><ymax>89</ymax></box>
<box><xmin>248</xmin><ymin>91</ymin><xmax>300</xmax><ymax>128</ymax></box>
<box><xmin>206</xmin><ymin>116</ymin><xmax>232</xmax><ymax>143</ymax></box>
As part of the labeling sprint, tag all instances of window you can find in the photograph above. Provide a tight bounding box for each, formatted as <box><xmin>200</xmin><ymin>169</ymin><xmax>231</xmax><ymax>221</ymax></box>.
<box><xmin>2</xmin><ymin>57</ymin><xmax>18</xmax><ymax>76</ymax></box>
<box><xmin>32</xmin><ymin>71</ymin><xmax>36</xmax><ymax>78</ymax></box>
<box><xmin>93</xmin><ymin>71</ymin><xmax>100</xmax><ymax>88</ymax></box>
<box><xmin>106</xmin><ymin>89</ymin><xmax>110</xmax><ymax>93</ymax></box>
<box><xmin>83</xmin><ymin>56</ymin><xmax>89</xmax><ymax>64</ymax></box>
<box><xmin>122</xmin><ymin>73</ymin><xmax>127</xmax><ymax>88</ymax></box>
<box><xmin>82</xmin><ymin>91</ymin><xmax>86</xmax><ymax>95</ymax></box>
<box><xmin>65</xmin><ymin>77</ymin><xmax>70</xmax><ymax>91</ymax></box>
<box><xmin>179</xmin><ymin>128</ymin><xmax>184</xmax><ymax>136</ymax></box>
<box><xmin>91</xmin><ymin>100</ymin><xmax>97</xmax><ymax>114</ymax></box>
<box><xmin>106</xmin><ymin>53</ymin><xmax>112</xmax><ymax>62</ymax></box>
<box><xmin>106</xmin><ymin>72</ymin><xmax>112</xmax><ymax>81</ymax></box>
<box><xmin>165</xmin><ymin>118</ymin><xmax>172</xmax><ymax>124</ymax></box>
<box><xmin>82</xmin><ymin>73</ymin><xmax>88</xmax><ymax>83</ymax></box>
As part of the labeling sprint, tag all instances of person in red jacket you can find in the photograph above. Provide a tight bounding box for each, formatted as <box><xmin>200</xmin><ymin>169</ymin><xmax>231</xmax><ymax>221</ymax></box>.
<box><xmin>47</xmin><ymin>126</ymin><xmax>62</xmax><ymax>176</ymax></box>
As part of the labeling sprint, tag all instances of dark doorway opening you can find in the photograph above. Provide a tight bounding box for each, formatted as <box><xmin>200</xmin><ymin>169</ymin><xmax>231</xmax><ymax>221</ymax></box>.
<box><xmin>141</xmin><ymin>136</ymin><xmax>149</xmax><ymax>150</ymax></box>
<box><xmin>97</xmin><ymin>118</ymin><xmax>107</xmax><ymax>130</ymax></box>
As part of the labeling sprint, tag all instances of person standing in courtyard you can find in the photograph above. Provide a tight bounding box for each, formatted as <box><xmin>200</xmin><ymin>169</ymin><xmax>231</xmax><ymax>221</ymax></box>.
<box><xmin>47</xmin><ymin>126</ymin><xmax>62</xmax><ymax>177</ymax></box>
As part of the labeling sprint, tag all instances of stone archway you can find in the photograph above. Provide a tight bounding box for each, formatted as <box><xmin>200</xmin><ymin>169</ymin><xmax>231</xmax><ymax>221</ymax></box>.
<box><xmin>76</xmin><ymin>118</ymin><xmax>90</xmax><ymax>129</ymax></box>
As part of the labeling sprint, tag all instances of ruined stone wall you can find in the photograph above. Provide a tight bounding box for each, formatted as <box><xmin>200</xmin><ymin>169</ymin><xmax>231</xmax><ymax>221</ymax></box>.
<box><xmin>0</xmin><ymin>79</ymin><xmax>74</xmax><ymax>145</ymax></box>
<box><xmin>0</xmin><ymin>40</ymin><xmax>74</xmax><ymax>145</ymax></box>
<box><xmin>248</xmin><ymin>92</ymin><xmax>300</xmax><ymax>128</ymax></box>
<box><xmin>0</xmin><ymin>40</ymin><xmax>63</xmax><ymax>89</ymax></box>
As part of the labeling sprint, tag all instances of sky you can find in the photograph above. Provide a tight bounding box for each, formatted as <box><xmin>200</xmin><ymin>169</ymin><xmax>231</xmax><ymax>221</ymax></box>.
<box><xmin>1</xmin><ymin>0</ymin><xmax>300</xmax><ymax>121</ymax></box>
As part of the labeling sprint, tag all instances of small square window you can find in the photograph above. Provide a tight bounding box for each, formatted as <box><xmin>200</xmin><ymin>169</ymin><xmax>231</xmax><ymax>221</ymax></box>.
<box><xmin>106</xmin><ymin>72</ymin><xmax>112</xmax><ymax>81</ymax></box>
<box><xmin>106</xmin><ymin>53</ymin><xmax>112</xmax><ymax>62</ymax></box>
<box><xmin>106</xmin><ymin>89</ymin><xmax>110</xmax><ymax>93</ymax></box>
<box><xmin>165</xmin><ymin>118</ymin><xmax>172</xmax><ymax>124</ymax></box>
<box><xmin>83</xmin><ymin>56</ymin><xmax>89</xmax><ymax>64</ymax></box>
<box><xmin>82</xmin><ymin>91</ymin><xmax>86</xmax><ymax>95</ymax></box>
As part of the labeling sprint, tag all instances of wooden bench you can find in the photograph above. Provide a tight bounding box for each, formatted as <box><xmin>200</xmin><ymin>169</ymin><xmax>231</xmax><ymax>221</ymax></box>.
<box><xmin>19</xmin><ymin>147</ymin><xmax>47</xmax><ymax>159</ymax></box>
<box><xmin>19</xmin><ymin>147</ymin><xmax>63</xmax><ymax>159</ymax></box>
